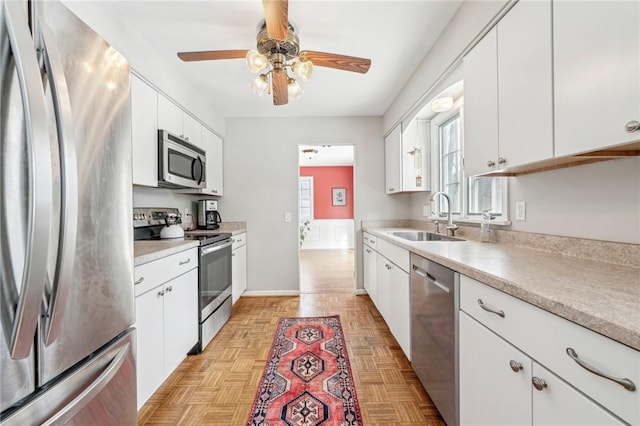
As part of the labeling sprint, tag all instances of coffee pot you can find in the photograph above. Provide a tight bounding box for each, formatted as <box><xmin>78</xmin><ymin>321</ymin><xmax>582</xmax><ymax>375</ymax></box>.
<box><xmin>198</xmin><ymin>199</ymin><xmax>222</xmax><ymax>230</ymax></box>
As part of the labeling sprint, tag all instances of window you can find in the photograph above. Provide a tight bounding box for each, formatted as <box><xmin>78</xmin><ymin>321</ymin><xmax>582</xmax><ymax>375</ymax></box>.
<box><xmin>299</xmin><ymin>176</ymin><xmax>314</xmax><ymax>219</ymax></box>
<box><xmin>431</xmin><ymin>103</ymin><xmax>507</xmax><ymax>221</ymax></box>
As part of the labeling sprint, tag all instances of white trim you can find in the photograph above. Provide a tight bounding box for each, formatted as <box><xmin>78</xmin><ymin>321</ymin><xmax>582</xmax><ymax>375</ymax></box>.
<box><xmin>242</xmin><ymin>290</ymin><xmax>300</xmax><ymax>297</ymax></box>
<box><xmin>356</xmin><ymin>289</ymin><xmax>368</xmax><ymax>296</ymax></box>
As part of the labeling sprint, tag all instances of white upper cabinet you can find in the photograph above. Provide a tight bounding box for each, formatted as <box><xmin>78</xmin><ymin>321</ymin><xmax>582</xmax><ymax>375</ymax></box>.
<box><xmin>464</xmin><ymin>0</ymin><xmax>553</xmax><ymax>177</ymax></box>
<box><xmin>463</xmin><ymin>27</ymin><xmax>499</xmax><ymax>177</ymax></box>
<box><xmin>131</xmin><ymin>74</ymin><xmax>158</xmax><ymax>187</ymax></box>
<box><xmin>497</xmin><ymin>0</ymin><xmax>553</xmax><ymax>168</ymax></box>
<box><xmin>384</xmin><ymin>125</ymin><xmax>402</xmax><ymax>194</ymax></box>
<box><xmin>157</xmin><ymin>93</ymin><xmax>201</xmax><ymax>148</ymax></box>
<box><xmin>553</xmin><ymin>0</ymin><xmax>640</xmax><ymax>156</ymax></box>
<box><xmin>201</xmin><ymin>127</ymin><xmax>224</xmax><ymax>196</ymax></box>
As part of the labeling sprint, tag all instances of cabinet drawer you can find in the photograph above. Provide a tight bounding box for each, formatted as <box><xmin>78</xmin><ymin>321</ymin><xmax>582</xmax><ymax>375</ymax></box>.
<box><xmin>363</xmin><ymin>232</ymin><xmax>377</xmax><ymax>250</ymax></box>
<box><xmin>377</xmin><ymin>238</ymin><xmax>409</xmax><ymax>273</ymax></box>
<box><xmin>232</xmin><ymin>232</ymin><xmax>246</xmax><ymax>250</ymax></box>
<box><xmin>135</xmin><ymin>248</ymin><xmax>198</xmax><ymax>297</ymax></box>
<box><xmin>460</xmin><ymin>275</ymin><xmax>640</xmax><ymax>425</ymax></box>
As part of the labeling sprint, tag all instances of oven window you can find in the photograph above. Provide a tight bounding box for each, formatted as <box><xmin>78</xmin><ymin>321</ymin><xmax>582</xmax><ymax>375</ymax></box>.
<box><xmin>200</xmin><ymin>245</ymin><xmax>232</xmax><ymax>311</ymax></box>
<box><xmin>168</xmin><ymin>148</ymin><xmax>195</xmax><ymax>180</ymax></box>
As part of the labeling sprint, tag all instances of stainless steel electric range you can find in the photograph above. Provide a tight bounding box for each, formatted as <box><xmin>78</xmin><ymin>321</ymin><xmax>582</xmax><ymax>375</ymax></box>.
<box><xmin>133</xmin><ymin>208</ymin><xmax>232</xmax><ymax>353</ymax></box>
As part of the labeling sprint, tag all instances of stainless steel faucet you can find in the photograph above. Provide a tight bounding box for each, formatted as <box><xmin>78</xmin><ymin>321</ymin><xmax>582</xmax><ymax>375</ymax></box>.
<box><xmin>430</xmin><ymin>191</ymin><xmax>459</xmax><ymax>236</ymax></box>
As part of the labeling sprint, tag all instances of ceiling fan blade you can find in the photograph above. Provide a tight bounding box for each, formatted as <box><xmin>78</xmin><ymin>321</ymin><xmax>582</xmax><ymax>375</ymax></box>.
<box><xmin>272</xmin><ymin>70</ymin><xmax>288</xmax><ymax>105</ymax></box>
<box><xmin>299</xmin><ymin>51</ymin><xmax>371</xmax><ymax>74</ymax></box>
<box><xmin>177</xmin><ymin>50</ymin><xmax>249</xmax><ymax>62</ymax></box>
<box><xmin>263</xmin><ymin>0</ymin><xmax>288</xmax><ymax>40</ymax></box>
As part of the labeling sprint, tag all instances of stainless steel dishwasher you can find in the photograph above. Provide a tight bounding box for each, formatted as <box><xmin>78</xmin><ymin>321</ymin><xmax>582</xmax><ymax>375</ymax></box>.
<box><xmin>411</xmin><ymin>253</ymin><xmax>459</xmax><ymax>426</ymax></box>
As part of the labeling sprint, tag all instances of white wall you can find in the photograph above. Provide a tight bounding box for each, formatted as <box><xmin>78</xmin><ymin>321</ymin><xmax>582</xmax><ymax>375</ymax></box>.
<box><xmin>62</xmin><ymin>1</ymin><xmax>225</xmax><ymax>134</ymax></box>
<box><xmin>219</xmin><ymin>117</ymin><xmax>410</xmax><ymax>293</ymax></box>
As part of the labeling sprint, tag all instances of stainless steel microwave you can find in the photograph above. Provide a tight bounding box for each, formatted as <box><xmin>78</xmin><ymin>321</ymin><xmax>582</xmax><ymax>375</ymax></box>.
<box><xmin>158</xmin><ymin>130</ymin><xmax>206</xmax><ymax>189</ymax></box>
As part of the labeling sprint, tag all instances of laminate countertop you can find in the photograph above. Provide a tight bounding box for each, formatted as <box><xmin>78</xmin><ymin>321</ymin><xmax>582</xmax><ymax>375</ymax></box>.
<box><xmin>134</xmin><ymin>222</ymin><xmax>247</xmax><ymax>266</ymax></box>
<box><xmin>364</xmin><ymin>227</ymin><xmax>640</xmax><ymax>351</ymax></box>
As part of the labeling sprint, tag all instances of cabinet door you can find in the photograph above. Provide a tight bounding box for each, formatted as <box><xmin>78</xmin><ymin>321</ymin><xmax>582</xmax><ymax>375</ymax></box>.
<box><xmin>376</xmin><ymin>253</ymin><xmax>391</xmax><ymax>322</ymax></box>
<box><xmin>553</xmin><ymin>1</ymin><xmax>640</xmax><ymax>156</ymax></box>
<box><xmin>401</xmin><ymin>118</ymin><xmax>429</xmax><ymax>192</ymax></box>
<box><xmin>157</xmin><ymin>94</ymin><xmax>183</xmax><ymax>137</ymax></box>
<box><xmin>388</xmin><ymin>265</ymin><xmax>410</xmax><ymax>360</ymax></box>
<box><xmin>162</xmin><ymin>269</ymin><xmax>198</xmax><ymax>378</ymax></box>
<box><xmin>459</xmin><ymin>312</ymin><xmax>531</xmax><ymax>426</ymax></box>
<box><xmin>232</xmin><ymin>244</ymin><xmax>247</xmax><ymax>304</ymax></box>
<box><xmin>134</xmin><ymin>287</ymin><xmax>165</xmax><ymax>409</ymax></box>
<box><xmin>363</xmin><ymin>245</ymin><xmax>378</xmax><ymax>306</ymax></box>
<box><xmin>202</xmin><ymin>127</ymin><xmax>224</xmax><ymax>196</ymax></box>
<box><xmin>182</xmin><ymin>113</ymin><xmax>202</xmax><ymax>148</ymax></box>
<box><xmin>384</xmin><ymin>125</ymin><xmax>402</xmax><ymax>194</ymax></box>
<box><xmin>463</xmin><ymin>27</ymin><xmax>499</xmax><ymax>177</ymax></box>
<box><xmin>497</xmin><ymin>0</ymin><xmax>553</xmax><ymax>169</ymax></box>
<box><xmin>131</xmin><ymin>74</ymin><xmax>158</xmax><ymax>187</ymax></box>
<box><xmin>532</xmin><ymin>363</ymin><xmax>624</xmax><ymax>426</ymax></box>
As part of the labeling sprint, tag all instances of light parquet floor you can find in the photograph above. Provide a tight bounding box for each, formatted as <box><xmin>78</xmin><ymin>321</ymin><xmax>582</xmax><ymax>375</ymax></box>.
<box><xmin>137</xmin><ymin>294</ymin><xmax>446</xmax><ymax>425</ymax></box>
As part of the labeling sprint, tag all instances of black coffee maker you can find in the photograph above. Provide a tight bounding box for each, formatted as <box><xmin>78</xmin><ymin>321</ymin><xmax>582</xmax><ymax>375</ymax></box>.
<box><xmin>197</xmin><ymin>199</ymin><xmax>222</xmax><ymax>230</ymax></box>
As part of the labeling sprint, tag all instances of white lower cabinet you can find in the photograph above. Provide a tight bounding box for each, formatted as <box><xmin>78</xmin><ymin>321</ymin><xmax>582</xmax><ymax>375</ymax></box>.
<box><xmin>459</xmin><ymin>275</ymin><xmax>636</xmax><ymax>425</ymax></box>
<box><xmin>134</xmin><ymin>248</ymin><xmax>199</xmax><ymax>410</ymax></box>
<box><xmin>363</xmin><ymin>234</ymin><xmax>411</xmax><ymax>360</ymax></box>
<box><xmin>231</xmin><ymin>233</ymin><xmax>247</xmax><ymax>304</ymax></box>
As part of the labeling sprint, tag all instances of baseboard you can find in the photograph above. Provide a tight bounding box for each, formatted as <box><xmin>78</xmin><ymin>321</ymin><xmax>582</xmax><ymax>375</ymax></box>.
<box><xmin>242</xmin><ymin>290</ymin><xmax>300</xmax><ymax>297</ymax></box>
<box><xmin>355</xmin><ymin>288</ymin><xmax>368</xmax><ymax>295</ymax></box>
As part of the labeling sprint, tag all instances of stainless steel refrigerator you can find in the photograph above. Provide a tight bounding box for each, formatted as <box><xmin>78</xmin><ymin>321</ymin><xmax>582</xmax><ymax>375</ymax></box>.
<box><xmin>0</xmin><ymin>0</ymin><xmax>136</xmax><ymax>424</ymax></box>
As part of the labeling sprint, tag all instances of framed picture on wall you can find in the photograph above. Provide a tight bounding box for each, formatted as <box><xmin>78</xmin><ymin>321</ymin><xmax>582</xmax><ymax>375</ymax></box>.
<box><xmin>332</xmin><ymin>187</ymin><xmax>346</xmax><ymax>206</ymax></box>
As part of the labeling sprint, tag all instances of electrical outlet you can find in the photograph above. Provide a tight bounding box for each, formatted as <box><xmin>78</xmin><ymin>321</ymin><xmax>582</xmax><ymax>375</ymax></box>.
<box><xmin>284</xmin><ymin>212</ymin><xmax>292</xmax><ymax>223</ymax></box>
<box><xmin>184</xmin><ymin>208</ymin><xmax>190</xmax><ymax>217</ymax></box>
<box><xmin>515</xmin><ymin>202</ymin><xmax>526</xmax><ymax>221</ymax></box>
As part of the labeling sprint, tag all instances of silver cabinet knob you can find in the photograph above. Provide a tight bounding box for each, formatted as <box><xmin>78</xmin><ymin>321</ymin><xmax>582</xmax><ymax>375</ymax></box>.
<box><xmin>509</xmin><ymin>360</ymin><xmax>523</xmax><ymax>373</ymax></box>
<box><xmin>487</xmin><ymin>160</ymin><xmax>495</xmax><ymax>168</ymax></box>
<box><xmin>532</xmin><ymin>377</ymin><xmax>547</xmax><ymax>391</ymax></box>
<box><xmin>498</xmin><ymin>157</ymin><xmax>507</xmax><ymax>165</ymax></box>
<box><xmin>625</xmin><ymin>120</ymin><xmax>640</xmax><ymax>133</ymax></box>
<box><xmin>166</xmin><ymin>286</ymin><xmax>173</xmax><ymax>292</ymax></box>
<box><xmin>157</xmin><ymin>290</ymin><xmax>165</xmax><ymax>297</ymax></box>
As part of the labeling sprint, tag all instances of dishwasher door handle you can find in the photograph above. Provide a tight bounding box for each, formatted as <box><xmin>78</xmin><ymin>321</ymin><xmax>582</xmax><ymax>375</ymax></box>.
<box><xmin>413</xmin><ymin>265</ymin><xmax>450</xmax><ymax>293</ymax></box>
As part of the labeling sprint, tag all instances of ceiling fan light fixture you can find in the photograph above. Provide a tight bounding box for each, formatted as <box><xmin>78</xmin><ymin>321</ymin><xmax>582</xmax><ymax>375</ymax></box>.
<box><xmin>250</xmin><ymin>74</ymin><xmax>269</xmax><ymax>96</ymax></box>
<box><xmin>246</xmin><ymin>49</ymin><xmax>269</xmax><ymax>73</ymax></box>
<box><xmin>287</xmin><ymin>77</ymin><xmax>303</xmax><ymax>100</ymax></box>
<box><xmin>431</xmin><ymin>94</ymin><xmax>454</xmax><ymax>113</ymax></box>
<box><xmin>292</xmin><ymin>60</ymin><xmax>313</xmax><ymax>82</ymax></box>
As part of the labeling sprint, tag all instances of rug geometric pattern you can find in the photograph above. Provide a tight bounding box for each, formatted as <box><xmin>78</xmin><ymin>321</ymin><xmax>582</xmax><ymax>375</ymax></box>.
<box><xmin>247</xmin><ymin>315</ymin><xmax>362</xmax><ymax>425</ymax></box>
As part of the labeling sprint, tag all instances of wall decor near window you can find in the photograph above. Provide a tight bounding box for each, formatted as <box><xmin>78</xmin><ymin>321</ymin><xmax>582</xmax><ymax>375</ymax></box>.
<box><xmin>332</xmin><ymin>187</ymin><xmax>346</xmax><ymax>206</ymax></box>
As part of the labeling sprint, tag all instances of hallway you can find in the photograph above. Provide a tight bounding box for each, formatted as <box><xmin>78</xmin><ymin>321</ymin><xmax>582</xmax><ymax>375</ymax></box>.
<box><xmin>299</xmin><ymin>248</ymin><xmax>355</xmax><ymax>294</ymax></box>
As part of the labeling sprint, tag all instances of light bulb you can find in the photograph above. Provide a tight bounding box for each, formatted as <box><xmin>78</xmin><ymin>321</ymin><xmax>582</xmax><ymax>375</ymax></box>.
<box><xmin>287</xmin><ymin>78</ymin><xmax>303</xmax><ymax>100</ymax></box>
<box><xmin>246</xmin><ymin>50</ymin><xmax>269</xmax><ymax>73</ymax></box>
<box><xmin>292</xmin><ymin>60</ymin><xmax>313</xmax><ymax>82</ymax></box>
<box><xmin>250</xmin><ymin>75</ymin><xmax>269</xmax><ymax>96</ymax></box>
<box><xmin>432</xmin><ymin>95</ymin><xmax>453</xmax><ymax>112</ymax></box>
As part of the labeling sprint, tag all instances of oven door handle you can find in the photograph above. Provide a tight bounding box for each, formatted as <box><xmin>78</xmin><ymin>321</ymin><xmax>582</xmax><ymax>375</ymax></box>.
<box><xmin>201</xmin><ymin>241</ymin><xmax>233</xmax><ymax>256</ymax></box>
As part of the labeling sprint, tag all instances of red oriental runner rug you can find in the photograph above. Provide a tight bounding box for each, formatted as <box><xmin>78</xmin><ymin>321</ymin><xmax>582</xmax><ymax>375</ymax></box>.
<box><xmin>247</xmin><ymin>315</ymin><xmax>362</xmax><ymax>426</ymax></box>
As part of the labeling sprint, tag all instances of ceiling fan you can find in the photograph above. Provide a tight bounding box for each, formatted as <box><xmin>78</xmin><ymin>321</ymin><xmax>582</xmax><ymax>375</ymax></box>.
<box><xmin>177</xmin><ymin>0</ymin><xmax>371</xmax><ymax>106</ymax></box>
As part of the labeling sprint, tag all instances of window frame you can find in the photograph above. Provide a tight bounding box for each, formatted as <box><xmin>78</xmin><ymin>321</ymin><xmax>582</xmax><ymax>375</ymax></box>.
<box><xmin>430</xmin><ymin>102</ymin><xmax>510</xmax><ymax>223</ymax></box>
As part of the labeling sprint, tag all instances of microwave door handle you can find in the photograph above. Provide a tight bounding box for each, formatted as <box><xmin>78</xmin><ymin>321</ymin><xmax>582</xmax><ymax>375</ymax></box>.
<box><xmin>197</xmin><ymin>156</ymin><xmax>204</xmax><ymax>185</ymax></box>
<box><xmin>39</xmin><ymin>23</ymin><xmax>79</xmax><ymax>346</ymax></box>
<box><xmin>2</xmin><ymin>1</ymin><xmax>53</xmax><ymax>359</ymax></box>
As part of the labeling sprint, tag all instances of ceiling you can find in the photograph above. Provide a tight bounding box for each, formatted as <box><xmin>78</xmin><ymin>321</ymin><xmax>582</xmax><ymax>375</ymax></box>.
<box><xmin>299</xmin><ymin>145</ymin><xmax>354</xmax><ymax>167</ymax></box>
<box><xmin>107</xmin><ymin>0</ymin><xmax>463</xmax><ymax>118</ymax></box>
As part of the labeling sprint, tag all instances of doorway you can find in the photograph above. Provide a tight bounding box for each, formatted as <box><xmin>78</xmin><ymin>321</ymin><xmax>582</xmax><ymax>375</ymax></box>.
<box><xmin>298</xmin><ymin>144</ymin><xmax>355</xmax><ymax>294</ymax></box>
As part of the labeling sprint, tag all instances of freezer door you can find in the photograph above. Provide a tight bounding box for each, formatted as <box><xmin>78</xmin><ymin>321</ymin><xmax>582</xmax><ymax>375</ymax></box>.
<box><xmin>34</xmin><ymin>1</ymin><xmax>134</xmax><ymax>385</ymax></box>
<box><xmin>1</xmin><ymin>329</ymin><xmax>137</xmax><ymax>426</ymax></box>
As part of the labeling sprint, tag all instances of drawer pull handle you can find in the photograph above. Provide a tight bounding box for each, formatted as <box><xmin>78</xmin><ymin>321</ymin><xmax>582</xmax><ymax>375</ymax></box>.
<box><xmin>566</xmin><ymin>348</ymin><xmax>636</xmax><ymax>391</ymax></box>
<box><xmin>179</xmin><ymin>259</ymin><xmax>191</xmax><ymax>265</ymax></box>
<box><xmin>509</xmin><ymin>360</ymin><xmax>523</xmax><ymax>373</ymax></box>
<box><xmin>135</xmin><ymin>277</ymin><xmax>144</xmax><ymax>285</ymax></box>
<box><xmin>532</xmin><ymin>376</ymin><xmax>547</xmax><ymax>391</ymax></box>
<box><xmin>477</xmin><ymin>299</ymin><xmax>505</xmax><ymax>318</ymax></box>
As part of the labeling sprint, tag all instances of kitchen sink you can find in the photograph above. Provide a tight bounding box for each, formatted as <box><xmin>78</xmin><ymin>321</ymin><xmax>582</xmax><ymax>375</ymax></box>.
<box><xmin>391</xmin><ymin>231</ymin><xmax>464</xmax><ymax>242</ymax></box>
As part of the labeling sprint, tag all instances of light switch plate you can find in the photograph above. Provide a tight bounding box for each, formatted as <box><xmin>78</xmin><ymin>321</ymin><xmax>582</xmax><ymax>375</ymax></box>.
<box><xmin>284</xmin><ymin>212</ymin><xmax>292</xmax><ymax>223</ymax></box>
<box><xmin>515</xmin><ymin>202</ymin><xmax>526</xmax><ymax>221</ymax></box>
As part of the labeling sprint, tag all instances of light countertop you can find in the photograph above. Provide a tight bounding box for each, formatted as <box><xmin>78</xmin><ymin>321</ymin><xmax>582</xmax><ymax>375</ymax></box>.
<box><xmin>364</xmin><ymin>227</ymin><xmax>640</xmax><ymax>351</ymax></box>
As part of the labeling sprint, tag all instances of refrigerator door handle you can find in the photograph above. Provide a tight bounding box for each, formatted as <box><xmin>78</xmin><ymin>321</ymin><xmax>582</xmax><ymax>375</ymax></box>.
<box><xmin>40</xmin><ymin>342</ymin><xmax>131</xmax><ymax>426</ymax></box>
<box><xmin>39</xmin><ymin>23</ymin><xmax>79</xmax><ymax>346</ymax></box>
<box><xmin>1</xmin><ymin>1</ymin><xmax>53</xmax><ymax>360</ymax></box>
